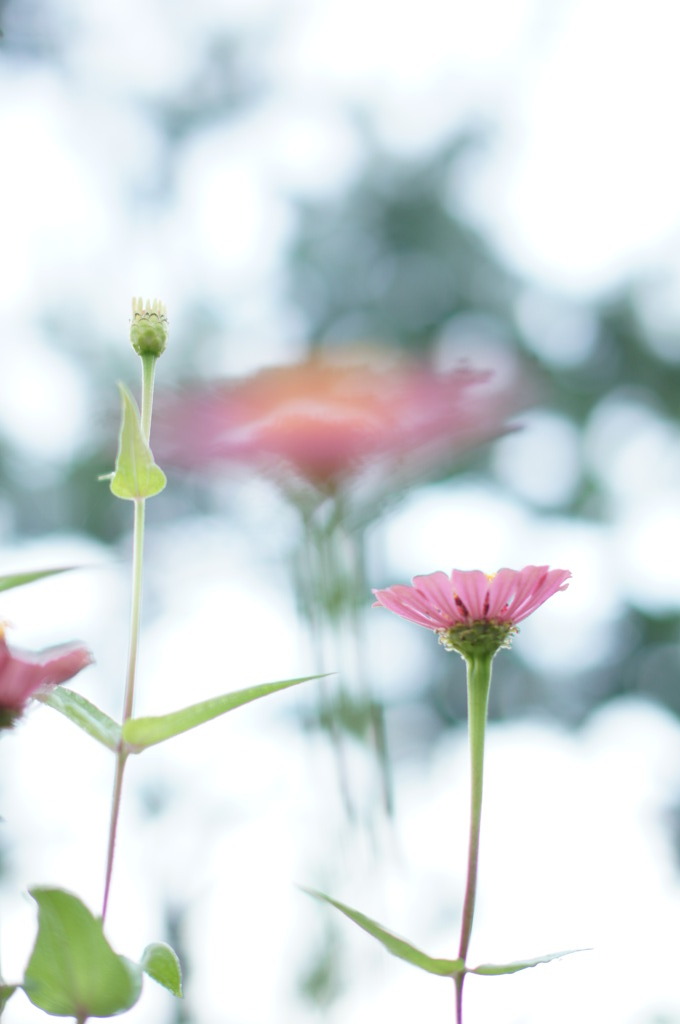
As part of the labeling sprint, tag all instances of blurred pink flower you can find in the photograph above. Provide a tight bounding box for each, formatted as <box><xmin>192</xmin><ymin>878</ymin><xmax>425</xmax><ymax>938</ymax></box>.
<box><xmin>373</xmin><ymin>566</ymin><xmax>570</xmax><ymax>652</ymax></box>
<box><xmin>0</xmin><ymin>625</ymin><xmax>93</xmax><ymax>729</ymax></box>
<box><xmin>157</xmin><ymin>351</ymin><xmax>523</xmax><ymax>491</ymax></box>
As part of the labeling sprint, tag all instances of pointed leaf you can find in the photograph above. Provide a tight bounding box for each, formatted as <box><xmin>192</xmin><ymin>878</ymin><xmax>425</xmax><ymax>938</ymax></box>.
<box><xmin>108</xmin><ymin>383</ymin><xmax>166</xmax><ymax>500</ymax></box>
<box><xmin>140</xmin><ymin>943</ymin><xmax>182</xmax><ymax>997</ymax></box>
<box><xmin>0</xmin><ymin>567</ymin><xmax>74</xmax><ymax>593</ymax></box>
<box><xmin>0</xmin><ymin>984</ymin><xmax>17</xmax><ymax>1011</ymax></box>
<box><xmin>469</xmin><ymin>948</ymin><xmax>589</xmax><ymax>976</ymax></box>
<box><xmin>38</xmin><ymin>687</ymin><xmax>121</xmax><ymax>751</ymax></box>
<box><xmin>304</xmin><ymin>890</ymin><xmax>463</xmax><ymax>977</ymax></box>
<box><xmin>123</xmin><ymin>675</ymin><xmax>319</xmax><ymax>752</ymax></box>
<box><xmin>23</xmin><ymin>888</ymin><xmax>142</xmax><ymax>1017</ymax></box>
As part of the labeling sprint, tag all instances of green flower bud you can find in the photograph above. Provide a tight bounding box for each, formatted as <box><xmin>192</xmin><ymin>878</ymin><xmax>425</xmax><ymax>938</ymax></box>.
<box><xmin>130</xmin><ymin>297</ymin><xmax>168</xmax><ymax>358</ymax></box>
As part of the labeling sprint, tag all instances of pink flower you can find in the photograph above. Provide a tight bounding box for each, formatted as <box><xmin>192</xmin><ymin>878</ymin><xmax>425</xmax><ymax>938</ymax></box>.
<box><xmin>373</xmin><ymin>566</ymin><xmax>571</xmax><ymax>656</ymax></box>
<box><xmin>0</xmin><ymin>626</ymin><xmax>93</xmax><ymax>729</ymax></box>
<box><xmin>156</xmin><ymin>350</ymin><xmax>523</xmax><ymax>491</ymax></box>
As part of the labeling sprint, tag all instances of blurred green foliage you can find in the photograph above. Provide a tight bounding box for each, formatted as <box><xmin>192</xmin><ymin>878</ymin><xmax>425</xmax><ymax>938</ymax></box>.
<box><xmin>2</xmin><ymin>0</ymin><xmax>680</xmax><ymax>763</ymax></box>
<box><xmin>285</xmin><ymin>134</ymin><xmax>680</xmax><ymax>730</ymax></box>
<box><xmin>2</xmin><ymin>9</ymin><xmax>680</xmax><ymax>1023</ymax></box>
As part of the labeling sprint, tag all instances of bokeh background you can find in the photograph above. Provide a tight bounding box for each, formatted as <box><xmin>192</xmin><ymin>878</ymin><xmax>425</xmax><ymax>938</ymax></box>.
<box><xmin>2</xmin><ymin>1</ymin><xmax>680</xmax><ymax>1021</ymax></box>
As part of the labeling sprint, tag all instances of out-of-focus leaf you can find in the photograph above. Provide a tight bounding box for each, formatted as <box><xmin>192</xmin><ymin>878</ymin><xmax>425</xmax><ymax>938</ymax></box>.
<box><xmin>304</xmin><ymin>890</ymin><xmax>463</xmax><ymax>977</ymax></box>
<box><xmin>469</xmin><ymin>948</ymin><xmax>588</xmax><ymax>975</ymax></box>
<box><xmin>123</xmin><ymin>675</ymin><xmax>319</xmax><ymax>752</ymax></box>
<box><xmin>23</xmin><ymin>888</ymin><xmax>142</xmax><ymax>1017</ymax></box>
<box><xmin>107</xmin><ymin>383</ymin><xmax>166</xmax><ymax>500</ymax></box>
<box><xmin>0</xmin><ymin>984</ymin><xmax>17</xmax><ymax>1011</ymax></box>
<box><xmin>38</xmin><ymin>687</ymin><xmax>121</xmax><ymax>751</ymax></box>
<box><xmin>0</xmin><ymin>568</ymin><xmax>73</xmax><ymax>593</ymax></box>
<box><xmin>140</xmin><ymin>943</ymin><xmax>182</xmax><ymax>997</ymax></box>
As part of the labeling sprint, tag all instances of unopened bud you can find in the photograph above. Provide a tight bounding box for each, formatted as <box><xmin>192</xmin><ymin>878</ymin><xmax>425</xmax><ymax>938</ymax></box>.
<box><xmin>130</xmin><ymin>297</ymin><xmax>168</xmax><ymax>357</ymax></box>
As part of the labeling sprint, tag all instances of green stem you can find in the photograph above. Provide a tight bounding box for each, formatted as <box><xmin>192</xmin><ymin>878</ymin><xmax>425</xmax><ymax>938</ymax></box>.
<box><xmin>301</xmin><ymin>513</ymin><xmax>355</xmax><ymax>821</ymax></box>
<box><xmin>101</xmin><ymin>355</ymin><xmax>157</xmax><ymax>922</ymax></box>
<box><xmin>340</xmin><ymin>521</ymin><xmax>393</xmax><ymax>816</ymax></box>
<box><xmin>454</xmin><ymin>653</ymin><xmax>493</xmax><ymax>1024</ymax></box>
<box><xmin>140</xmin><ymin>353</ymin><xmax>157</xmax><ymax>443</ymax></box>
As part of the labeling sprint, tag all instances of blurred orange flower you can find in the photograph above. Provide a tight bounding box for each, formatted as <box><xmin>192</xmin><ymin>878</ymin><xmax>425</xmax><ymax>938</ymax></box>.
<box><xmin>158</xmin><ymin>350</ymin><xmax>522</xmax><ymax>494</ymax></box>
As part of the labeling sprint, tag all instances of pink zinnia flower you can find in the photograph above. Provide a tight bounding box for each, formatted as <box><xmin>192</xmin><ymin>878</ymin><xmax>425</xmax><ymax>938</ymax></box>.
<box><xmin>156</xmin><ymin>350</ymin><xmax>523</xmax><ymax>491</ymax></box>
<box><xmin>373</xmin><ymin>566</ymin><xmax>571</xmax><ymax>657</ymax></box>
<box><xmin>0</xmin><ymin>625</ymin><xmax>93</xmax><ymax>729</ymax></box>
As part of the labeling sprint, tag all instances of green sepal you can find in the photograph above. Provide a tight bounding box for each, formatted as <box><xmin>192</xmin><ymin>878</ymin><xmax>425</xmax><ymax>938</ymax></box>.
<box><xmin>438</xmin><ymin>621</ymin><xmax>516</xmax><ymax>658</ymax></box>
<box><xmin>23</xmin><ymin>888</ymin><xmax>142</xmax><ymax>1017</ymax></box>
<box><xmin>0</xmin><ymin>984</ymin><xmax>17</xmax><ymax>1011</ymax></box>
<box><xmin>123</xmin><ymin>675</ymin><xmax>319</xmax><ymax>752</ymax></box>
<box><xmin>0</xmin><ymin>567</ymin><xmax>74</xmax><ymax>593</ymax></box>
<box><xmin>140</xmin><ymin>943</ymin><xmax>182</xmax><ymax>997</ymax></box>
<box><xmin>37</xmin><ymin>687</ymin><xmax>122</xmax><ymax>751</ymax></box>
<box><xmin>304</xmin><ymin>890</ymin><xmax>463</xmax><ymax>978</ymax></box>
<box><xmin>107</xmin><ymin>383</ymin><xmax>166</xmax><ymax>500</ymax></box>
<box><xmin>469</xmin><ymin>948</ymin><xmax>589</xmax><ymax>976</ymax></box>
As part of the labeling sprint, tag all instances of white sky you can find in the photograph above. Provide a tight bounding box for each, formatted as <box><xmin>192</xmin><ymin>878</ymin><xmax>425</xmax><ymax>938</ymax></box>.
<box><xmin>3</xmin><ymin>0</ymin><xmax>680</xmax><ymax>323</ymax></box>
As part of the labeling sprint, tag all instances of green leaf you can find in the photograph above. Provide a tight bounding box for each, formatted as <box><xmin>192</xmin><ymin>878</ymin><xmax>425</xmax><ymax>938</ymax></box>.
<box><xmin>38</xmin><ymin>687</ymin><xmax>121</xmax><ymax>751</ymax></box>
<box><xmin>140</xmin><ymin>943</ymin><xmax>182</xmax><ymax>997</ymax></box>
<box><xmin>0</xmin><ymin>567</ymin><xmax>73</xmax><ymax>593</ymax></box>
<box><xmin>304</xmin><ymin>890</ymin><xmax>463</xmax><ymax>978</ymax></box>
<box><xmin>123</xmin><ymin>675</ymin><xmax>318</xmax><ymax>752</ymax></box>
<box><xmin>0</xmin><ymin>984</ymin><xmax>17</xmax><ymax>1011</ymax></box>
<box><xmin>108</xmin><ymin>383</ymin><xmax>166</xmax><ymax>500</ymax></box>
<box><xmin>469</xmin><ymin>948</ymin><xmax>589</xmax><ymax>976</ymax></box>
<box><xmin>23</xmin><ymin>888</ymin><xmax>142</xmax><ymax>1017</ymax></box>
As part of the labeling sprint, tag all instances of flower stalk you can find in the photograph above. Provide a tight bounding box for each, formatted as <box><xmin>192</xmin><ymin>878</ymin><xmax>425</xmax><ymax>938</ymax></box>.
<box><xmin>102</xmin><ymin>302</ymin><xmax>164</xmax><ymax>922</ymax></box>
<box><xmin>455</xmin><ymin>652</ymin><xmax>492</xmax><ymax>1022</ymax></box>
<box><xmin>373</xmin><ymin>565</ymin><xmax>571</xmax><ymax>1020</ymax></box>
<box><xmin>101</xmin><ymin>494</ymin><xmax>146</xmax><ymax>921</ymax></box>
<box><xmin>297</xmin><ymin>503</ymin><xmax>392</xmax><ymax>822</ymax></box>
<box><xmin>140</xmin><ymin>353</ymin><xmax>157</xmax><ymax>443</ymax></box>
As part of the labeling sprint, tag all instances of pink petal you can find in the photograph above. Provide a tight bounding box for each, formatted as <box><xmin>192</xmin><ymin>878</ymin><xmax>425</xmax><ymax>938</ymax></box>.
<box><xmin>373</xmin><ymin>564</ymin><xmax>570</xmax><ymax>636</ymax></box>
<box><xmin>373</xmin><ymin>584</ymin><xmax>447</xmax><ymax>628</ymax></box>
<box><xmin>0</xmin><ymin>635</ymin><xmax>93</xmax><ymax>714</ymax></box>
<box><xmin>411</xmin><ymin>572</ymin><xmax>463</xmax><ymax>624</ymax></box>
<box><xmin>484</xmin><ymin>568</ymin><xmax>519</xmax><ymax>620</ymax></box>
<box><xmin>449</xmin><ymin>570</ymin><xmax>493</xmax><ymax>620</ymax></box>
<box><xmin>507</xmin><ymin>567</ymin><xmax>571</xmax><ymax>622</ymax></box>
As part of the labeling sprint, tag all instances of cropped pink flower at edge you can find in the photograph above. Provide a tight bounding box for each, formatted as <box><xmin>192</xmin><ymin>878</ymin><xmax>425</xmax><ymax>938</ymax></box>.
<box><xmin>373</xmin><ymin>566</ymin><xmax>571</xmax><ymax>650</ymax></box>
<box><xmin>0</xmin><ymin>624</ymin><xmax>93</xmax><ymax>729</ymax></box>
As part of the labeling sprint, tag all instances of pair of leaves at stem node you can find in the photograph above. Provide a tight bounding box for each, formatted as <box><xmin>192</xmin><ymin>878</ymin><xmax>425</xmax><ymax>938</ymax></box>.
<box><xmin>8</xmin><ymin>888</ymin><xmax>181</xmax><ymax>1019</ymax></box>
<box><xmin>305</xmin><ymin>890</ymin><xmax>588</xmax><ymax>979</ymax></box>
<box><xmin>39</xmin><ymin>674</ymin><xmax>320</xmax><ymax>753</ymax></box>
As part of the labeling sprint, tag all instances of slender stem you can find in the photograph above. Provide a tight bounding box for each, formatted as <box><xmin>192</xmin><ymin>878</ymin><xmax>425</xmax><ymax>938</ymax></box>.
<box><xmin>101</xmin><ymin>499</ymin><xmax>145</xmax><ymax>920</ymax></box>
<box><xmin>102</xmin><ymin>355</ymin><xmax>157</xmax><ymax>921</ymax></box>
<box><xmin>122</xmin><ymin>500</ymin><xmax>146</xmax><ymax>723</ymax></box>
<box><xmin>101</xmin><ymin>498</ymin><xmax>145</xmax><ymax>920</ymax></box>
<box><xmin>302</xmin><ymin>512</ymin><xmax>355</xmax><ymax>821</ymax></box>
<box><xmin>140</xmin><ymin>353</ymin><xmax>157</xmax><ymax>443</ymax></box>
<box><xmin>455</xmin><ymin>653</ymin><xmax>493</xmax><ymax>1024</ymax></box>
<box><xmin>343</xmin><ymin>523</ymin><xmax>393</xmax><ymax>816</ymax></box>
<box><xmin>101</xmin><ymin>745</ymin><xmax>127</xmax><ymax>922</ymax></box>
